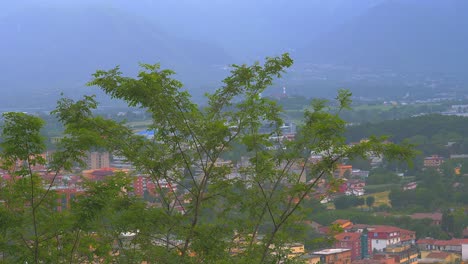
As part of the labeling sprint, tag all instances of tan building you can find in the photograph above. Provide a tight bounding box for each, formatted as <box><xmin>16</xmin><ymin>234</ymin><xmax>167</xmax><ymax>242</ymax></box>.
<box><xmin>87</xmin><ymin>152</ymin><xmax>110</xmax><ymax>169</ymax></box>
<box><xmin>284</xmin><ymin>243</ymin><xmax>305</xmax><ymax>259</ymax></box>
<box><xmin>374</xmin><ymin>244</ymin><xmax>418</xmax><ymax>264</ymax></box>
<box><xmin>301</xmin><ymin>253</ymin><xmax>322</xmax><ymax>264</ymax></box>
<box><xmin>269</xmin><ymin>242</ymin><xmax>305</xmax><ymax>260</ymax></box>
<box><xmin>313</xmin><ymin>248</ymin><xmax>352</xmax><ymax>264</ymax></box>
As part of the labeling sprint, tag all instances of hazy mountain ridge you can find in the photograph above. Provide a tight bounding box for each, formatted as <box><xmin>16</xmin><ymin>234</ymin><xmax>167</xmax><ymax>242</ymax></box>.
<box><xmin>0</xmin><ymin>4</ymin><xmax>231</xmax><ymax>107</ymax></box>
<box><xmin>301</xmin><ymin>0</ymin><xmax>468</xmax><ymax>75</ymax></box>
<box><xmin>2</xmin><ymin>0</ymin><xmax>468</xmax><ymax>108</ymax></box>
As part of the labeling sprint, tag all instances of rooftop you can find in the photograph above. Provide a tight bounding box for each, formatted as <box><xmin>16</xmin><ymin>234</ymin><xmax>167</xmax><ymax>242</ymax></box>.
<box><xmin>335</xmin><ymin>232</ymin><xmax>361</xmax><ymax>241</ymax></box>
<box><xmin>368</xmin><ymin>226</ymin><xmax>401</xmax><ymax>234</ymax></box>
<box><xmin>313</xmin><ymin>248</ymin><xmax>351</xmax><ymax>255</ymax></box>
<box><xmin>426</xmin><ymin>251</ymin><xmax>451</xmax><ymax>259</ymax></box>
<box><xmin>417</xmin><ymin>238</ymin><xmax>468</xmax><ymax>246</ymax></box>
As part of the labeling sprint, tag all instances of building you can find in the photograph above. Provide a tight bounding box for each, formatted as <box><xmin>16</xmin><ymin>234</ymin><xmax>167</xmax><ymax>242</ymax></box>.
<box><xmin>131</xmin><ymin>176</ymin><xmax>177</xmax><ymax>199</ymax></box>
<box><xmin>462</xmin><ymin>243</ymin><xmax>468</xmax><ymax>261</ymax></box>
<box><xmin>403</xmin><ymin>182</ymin><xmax>418</xmax><ymax>191</ymax></box>
<box><xmin>417</xmin><ymin>238</ymin><xmax>468</xmax><ymax>253</ymax></box>
<box><xmin>269</xmin><ymin>242</ymin><xmax>305</xmax><ymax>260</ymax></box>
<box><xmin>335</xmin><ymin>232</ymin><xmax>362</xmax><ymax>260</ymax></box>
<box><xmin>450</xmin><ymin>154</ymin><xmax>468</xmax><ymax>159</ymax></box>
<box><xmin>423</xmin><ymin>155</ymin><xmax>444</xmax><ymax>168</ymax></box>
<box><xmin>368</xmin><ymin>226</ymin><xmax>401</xmax><ymax>251</ymax></box>
<box><xmin>301</xmin><ymin>253</ymin><xmax>322</xmax><ymax>264</ymax></box>
<box><xmin>352</xmin><ymin>257</ymin><xmax>396</xmax><ymax>264</ymax></box>
<box><xmin>399</xmin><ymin>229</ymin><xmax>416</xmax><ymax>246</ymax></box>
<box><xmin>374</xmin><ymin>244</ymin><xmax>418</xmax><ymax>264</ymax></box>
<box><xmin>336</xmin><ymin>164</ymin><xmax>353</xmax><ymax>178</ymax></box>
<box><xmin>110</xmin><ymin>154</ymin><xmax>134</xmax><ymax>169</ymax></box>
<box><xmin>133</xmin><ymin>176</ymin><xmax>145</xmax><ymax>197</ymax></box>
<box><xmin>351</xmin><ymin>170</ymin><xmax>370</xmax><ymax>179</ymax></box>
<box><xmin>55</xmin><ymin>186</ymin><xmax>83</xmax><ymax>212</ymax></box>
<box><xmin>313</xmin><ymin>248</ymin><xmax>352</xmax><ymax>264</ymax></box>
<box><xmin>346</xmin><ymin>180</ymin><xmax>366</xmax><ymax>196</ymax></box>
<box><xmin>87</xmin><ymin>151</ymin><xmax>110</xmax><ymax>170</ymax></box>
<box><xmin>283</xmin><ymin>243</ymin><xmax>305</xmax><ymax>259</ymax></box>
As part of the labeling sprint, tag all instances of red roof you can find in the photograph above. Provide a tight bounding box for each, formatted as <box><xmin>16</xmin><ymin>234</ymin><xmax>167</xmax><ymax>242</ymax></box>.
<box><xmin>335</xmin><ymin>232</ymin><xmax>361</xmax><ymax>242</ymax></box>
<box><xmin>416</xmin><ymin>238</ymin><xmax>435</xmax><ymax>244</ymax></box>
<box><xmin>417</xmin><ymin>238</ymin><xmax>468</xmax><ymax>246</ymax></box>
<box><xmin>369</xmin><ymin>226</ymin><xmax>401</xmax><ymax>234</ymax></box>
<box><xmin>398</xmin><ymin>228</ymin><xmax>416</xmax><ymax>242</ymax></box>
<box><xmin>318</xmin><ymin>226</ymin><xmax>330</xmax><ymax>234</ymax></box>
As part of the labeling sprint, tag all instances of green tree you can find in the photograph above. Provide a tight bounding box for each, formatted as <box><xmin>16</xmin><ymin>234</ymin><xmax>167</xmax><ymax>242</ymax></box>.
<box><xmin>366</xmin><ymin>196</ymin><xmax>375</xmax><ymax>208</ymax></box>
<box><xmin>367</xmin><ymin>168</ymin><xmax>400</xmax><ymax>185</ymax></box>
<box><xmin>0</xmin><ymin>54</ymin><xmax>414</xmax><ymax>263</ymax></box>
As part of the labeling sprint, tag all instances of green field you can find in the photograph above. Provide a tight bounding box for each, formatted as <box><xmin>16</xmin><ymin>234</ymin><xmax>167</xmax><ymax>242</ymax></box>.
<box><xmin>363</xmin><ymin>191</ymin><xmax>391</xmax><ymax>207</ymax></box>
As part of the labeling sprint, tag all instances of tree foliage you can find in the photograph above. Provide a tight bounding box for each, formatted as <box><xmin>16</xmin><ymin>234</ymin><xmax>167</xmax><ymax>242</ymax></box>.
<box><xmin>0</xmin><ymin>54</ymin><xmax>414</xmax><ymax>263</ymax></box>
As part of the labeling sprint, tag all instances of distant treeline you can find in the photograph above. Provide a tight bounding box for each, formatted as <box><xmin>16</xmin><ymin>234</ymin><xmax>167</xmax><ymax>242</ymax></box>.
<box><xmin>345</xmin><ymin>114</ymin><xmax>468</xmax><ymax>156</ymax></box>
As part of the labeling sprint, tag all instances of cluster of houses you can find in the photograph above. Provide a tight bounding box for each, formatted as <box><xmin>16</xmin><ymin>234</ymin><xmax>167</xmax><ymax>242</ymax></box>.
<box><xmin>285</xmin><ymin>219</ymin><xmax>468</xmax><ymax>264</ymax></box>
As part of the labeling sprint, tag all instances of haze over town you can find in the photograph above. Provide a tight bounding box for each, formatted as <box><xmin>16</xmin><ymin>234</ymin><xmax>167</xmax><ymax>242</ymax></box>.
<box><xmin>0</xmin><ymin>1</ymin><xmax>468</xmax><ymax>263</ymax></box>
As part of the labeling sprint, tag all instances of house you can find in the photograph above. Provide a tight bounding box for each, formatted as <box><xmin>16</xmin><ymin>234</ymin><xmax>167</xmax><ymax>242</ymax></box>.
<box><xmin>348</xmin><ymin>179</ymin><xmax>366</xmax><ymax>189</ymax></box>
<box><xmin>368</xmin><ymin>226</ymin><xmax>401</xmax><ymax>251</ymax></box>
<box><xmin>410</xmin><ymin>213</ymin><xmax>443</xmax><ymax>226</ymax></box>
<box><xmin>423</xmin><ymin>155</ymin><xmax>444</xmax><ymax>168</ymax></box>
<box><xmin>403</xmin><ymin>182</ymin><xmax>418</xmax><ymax>191</ymax></box>
<box><xmin>399</xmin><ymin>228</ymin><xmax>416</xmax><ymax>246</ymax></box>
<box><xmin>335</xmin><ymin>232</ymin><xmax>362</xmax><ymax>261</ymax></box>
<box><xmin>462</xmin><ymin>243</ymin><xmax>468</xmax><ymax>261</ymax></box>
<box><xmin>342</xmin><ymin>224</ymin><xmax>414</xmax><ymax>252</ymax></box>
<box><xmin>346</xmin><ymin>180</ymin><xmax>366</xmax><ymax>196</ymax></box>
<box><xmin>313</xmin><ymin>248</ymin><xmax>352</xmax><ymax>264</ymax></box>
<box><xmin>351</xmin><ymin>170</ymin><xmax>370</xmax><ymax>179</ymax></box>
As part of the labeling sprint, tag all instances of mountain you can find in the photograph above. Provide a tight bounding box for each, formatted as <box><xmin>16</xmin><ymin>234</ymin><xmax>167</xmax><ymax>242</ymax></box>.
<box><xmin>0</xmin><ymin>4</ymin><xmax>231</xmax><ymax>108</ymax></box>
<box><xmin>301</xmin><ymin>0</ymin><xmax>468</xmax><ymax>75</ymax></box>
<box><xmin>110</xmin><ymin>0</ymin><xmax>383</xmax><ymax>61</ymax></box>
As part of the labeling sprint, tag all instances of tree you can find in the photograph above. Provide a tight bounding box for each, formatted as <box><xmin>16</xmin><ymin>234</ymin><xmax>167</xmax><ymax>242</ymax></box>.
<box><xmin>0</xmin><ymin>54</ymin><xmax>414</xmax><ymax>263</ymax></box>
<box><xmin>366</xmin><ymin>196</ymin><xmax>375</xmax><ymax>208</ymax></box>
<box><xmin>333</xmin><ymin>196</ymin><xmax>366</xmax><ymax>210</ymax></box>
<box><xmin>367</xmin><ymin>168</ymin><xmax>400</xmax><ymax>185</ymax></box>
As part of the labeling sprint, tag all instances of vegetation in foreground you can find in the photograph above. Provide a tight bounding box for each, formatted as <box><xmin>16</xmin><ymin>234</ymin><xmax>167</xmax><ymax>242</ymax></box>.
<box><xmin>0</xmin><ymin>54</ymin><xmax>414</xmax><ymax>263</ymax></box>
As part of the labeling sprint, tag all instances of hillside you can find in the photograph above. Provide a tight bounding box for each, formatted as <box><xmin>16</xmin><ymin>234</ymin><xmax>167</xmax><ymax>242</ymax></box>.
<box><xmin>301</xmin><ymin>0</ymin><xmax>468</xmax><ymax>75</ymax></box>
<box><xmin>0</xmin><ymin>5</ymin><xmax>230</xmax><ymax>108</ymax></box>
